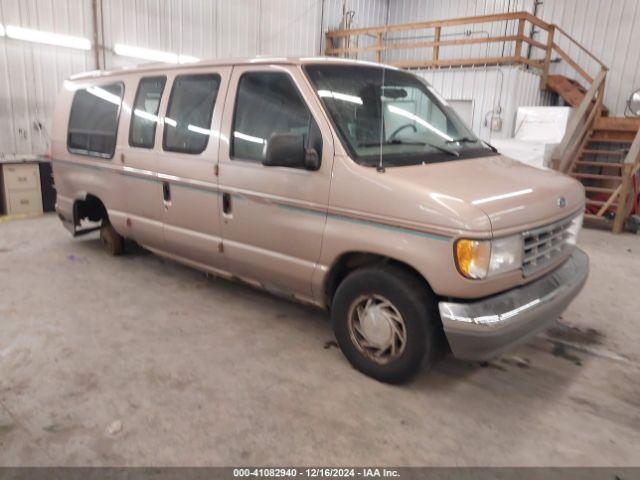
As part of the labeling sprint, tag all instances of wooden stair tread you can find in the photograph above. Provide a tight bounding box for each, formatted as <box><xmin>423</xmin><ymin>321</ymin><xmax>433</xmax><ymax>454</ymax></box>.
<box><xmin>575</xmin><ymin>160</ymin><xmax>624</xmax><ymax>168</ymax></box>
<box><xmin>589</xmin><ymin>135</ymin><xmax>633</xmax><ymax>144</ymax></box>
<box><xmin>546</xmin><ymin>75</ymin><xmax>587</xmax><ymax>107</ymax></box>
<box><xmin>571</xmin><ymin>172</ymin><xmax>623</xmax><ymax>181</ymax></box>
<box><xmin>594</xmin><ymin>116</ymin><xmax>640</xmax><ymax>132</ymax></box>
<box><xmin>545</xmin><ymin>75</ymin><xmax>609</xmax><ymax>113</ymax></box>
<box><xmin>585</xmin><ymin>199</ymin><xmax>618</xmax><ymax>207</ymax></box>
<box><xmin>584</xmin><ymin>186</ymin><xmax>618</xmax><ymax>193</ymax></box>
<box><xmin>581</xmin><ymin>149</ymin><xmax>626</xmax><ymax>156</ymax></box>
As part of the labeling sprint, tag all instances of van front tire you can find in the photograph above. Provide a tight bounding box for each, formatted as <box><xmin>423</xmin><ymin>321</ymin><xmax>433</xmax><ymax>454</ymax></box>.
<box><xmin>100</xmin><ymin>222</ymin><xmax>124</xmax><ymax>256</ymax></box>
<box><xmin>331</xmin><ymin>264</ymin><xmax>440</xmax><ymax>384</ymax></box>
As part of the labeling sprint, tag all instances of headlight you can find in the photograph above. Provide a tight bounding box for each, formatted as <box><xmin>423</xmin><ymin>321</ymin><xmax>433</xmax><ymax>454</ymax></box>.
<box><xmin>566</xmin><ymin>212</ymin><xmax>583</xmax><ymax>245</ymax></box>
<box><xmin>455</xmin><ymin>235</ymin><xmax>523</xmax><ymax>280</ymax></box>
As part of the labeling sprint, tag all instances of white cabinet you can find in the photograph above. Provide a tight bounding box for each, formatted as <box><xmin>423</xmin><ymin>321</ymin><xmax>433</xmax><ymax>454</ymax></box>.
<box><xmin>1</xmin><ymin>163</ymin><xmax>43</xmax><ymax>216</ymax></box>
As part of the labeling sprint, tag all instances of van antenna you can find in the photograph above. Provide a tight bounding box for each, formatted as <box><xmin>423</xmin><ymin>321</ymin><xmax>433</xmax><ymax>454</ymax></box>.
<box><xmin>377</xmin><ymin>66</ymin><xmax>387</xmax><ymax>173</ymax></box>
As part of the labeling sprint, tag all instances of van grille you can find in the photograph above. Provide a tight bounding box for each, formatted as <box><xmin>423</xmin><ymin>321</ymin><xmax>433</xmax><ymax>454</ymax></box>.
<box><xmin>522</xmin><ymin>215</ymin><xmax>575</xmax><ymax>277</ymax></box>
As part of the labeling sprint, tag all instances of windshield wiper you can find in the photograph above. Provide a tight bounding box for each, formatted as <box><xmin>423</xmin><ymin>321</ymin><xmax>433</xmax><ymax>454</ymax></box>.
<box><xmin>387</xmin><ymin>138</ymin><xmax>460</xmax><ymax>157</ymax></box>
<box><xmin>358</xmin><ymin>139</ymin><xmax>459</xmax><ymax>157</ymax></box>
<box><xmin>445</xmin><ymin>136</ymin><xmax>478</xmax><ymax>144</ymax></box>
<box><xmin>482</xmin><ymin>140</ymin><xmax>498</xmax><ymax>153</ymax></box>
<box><xmin>391</xmin><ymin>139</ymin><xmax>459</xmax><ymax>157</ymax></box>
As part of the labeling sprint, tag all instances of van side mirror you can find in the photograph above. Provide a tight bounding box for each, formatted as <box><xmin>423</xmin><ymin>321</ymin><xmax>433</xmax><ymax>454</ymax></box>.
<box><xmin>263</xmin><ymin>133</ymin><xmax>320</xmax><ymax>170</ymax></box>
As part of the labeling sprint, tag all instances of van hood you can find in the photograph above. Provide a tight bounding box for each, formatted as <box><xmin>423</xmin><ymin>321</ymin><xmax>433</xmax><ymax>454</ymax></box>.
<box><xmin>384</xmin><ymin>155</ymin><xmax>585</xmax><ymax>233</ymax></box>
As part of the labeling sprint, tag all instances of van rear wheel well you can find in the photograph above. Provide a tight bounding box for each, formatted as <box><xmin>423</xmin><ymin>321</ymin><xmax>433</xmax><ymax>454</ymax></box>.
<box><xmin>74</xmin><ymin>194</ymin><xmax>108</xmax><ymax>225</ymax></box>
<box><xmin>324</xmin><ymin>252</ymin><xmax>433</xmax><ymax>308</ymax></box>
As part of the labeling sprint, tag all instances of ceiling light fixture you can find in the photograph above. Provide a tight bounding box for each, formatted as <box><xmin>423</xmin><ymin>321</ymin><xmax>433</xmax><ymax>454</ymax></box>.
<box><xmin>5</xmin><ymin>25</ymin><xmax>91</xmax><ymax>50</ymax></box>
<box><xmin>114</xmin><ymin>43</ymin><xmax>199</xmax><ymax>64</ymax></box>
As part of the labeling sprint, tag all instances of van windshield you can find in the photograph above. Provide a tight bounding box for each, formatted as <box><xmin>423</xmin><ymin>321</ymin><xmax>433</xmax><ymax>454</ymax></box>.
<box><xmin>305</xmin><ymin>64</ymin><xmax>496</xmax><ymax>167</ymax></box>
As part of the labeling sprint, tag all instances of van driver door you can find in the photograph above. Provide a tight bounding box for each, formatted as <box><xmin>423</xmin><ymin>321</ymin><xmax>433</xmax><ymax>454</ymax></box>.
<box><xmin>217</xmin><ymin>64</ymin><xmax>334</xmax><ymax>302</ymax></box>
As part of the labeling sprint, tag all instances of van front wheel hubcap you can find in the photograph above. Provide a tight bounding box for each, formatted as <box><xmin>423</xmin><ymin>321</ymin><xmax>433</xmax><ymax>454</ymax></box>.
<box><xmin>347</xmin><ymin>295</ymin><xmax>407</xmax><ymax>364</ymax></box>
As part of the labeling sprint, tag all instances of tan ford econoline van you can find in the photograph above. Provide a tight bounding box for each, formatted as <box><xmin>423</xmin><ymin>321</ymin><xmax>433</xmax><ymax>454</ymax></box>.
<box><xmin>51</xmin><ymin>57</ymin><xmax>588</xmax><ymax>383</ymax></box>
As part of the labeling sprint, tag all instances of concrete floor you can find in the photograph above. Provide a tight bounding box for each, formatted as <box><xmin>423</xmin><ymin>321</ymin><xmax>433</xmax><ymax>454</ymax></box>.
<box><xmin>0</xmin><ymin>215</ymin><xmax>639</xmax><ymax>466</ymax></box>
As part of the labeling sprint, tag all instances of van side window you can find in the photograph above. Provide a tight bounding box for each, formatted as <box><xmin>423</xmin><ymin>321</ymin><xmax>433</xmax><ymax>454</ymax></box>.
<box><xmin>68</xmin><ymin>82</ymin><xmax>124</xmax><ymax>158</ymax></box>
<box><xmin>129</xmin><ymin>76</ymin><xmax>166</xmax><ymax>149</ymax></box>
<box><xmin>231</xmin><ymin>72</ymin><xmax>321</xmax><ymax>163</ymax></box>
<box><xmin>163</xmin><ymin>74</ymin><xmax>221</xmax><ymax>154</ymax></box>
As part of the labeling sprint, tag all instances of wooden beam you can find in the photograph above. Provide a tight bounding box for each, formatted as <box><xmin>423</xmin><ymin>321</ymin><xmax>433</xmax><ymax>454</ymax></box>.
<box><xmin>596</xmin><ymin>184</ymin><xmax>623</xmax><ymax>216</ymax></box>
<box><xmin>554</xmin><ymin>24</ymin><xmax>608</xmax><ymax>70</ymax></box>
<box><xmin>325</xmin><ymin>34</ymin><xmax>521</xmax><ymax>56</ymax></box>
<box><xmin>562</xmin><ymin>101</ymin><xmax>599</xmax><ymax>173</ymax></box>
<box><xmin>325</xmin><ymin>11</ymin><xmax>539</xmax><ymax>38</ymax></box>
<box><xmin>612</xmin><ymin>163</ymin><xmax>634</xmax><ymax>233</ymax></box>
<box><xmin>553</xmin><ymin>43</ymin><xmax>594</xmax><ymax>83</ymax></box>
<box><xmin>515</xmin><ymin>18</ymin><xmax>525</xmax><ymax>59</ymax></box>
<box><xmin>551</xmin><ymin>69</ymin><xmax>607</xmax><ymax>172</ymax></box>
<box><xmin>522</xmin><ymin>37</ymin><xmax>547</xmax><ymax>50</ymax></box>
<box><xmin>540</xmin><ymin>25</ymin><xmax>555</xmax><ymax>90</ymax></box>
<box><xmin>390</xmin><ymin>56</ymin><xmax>518</xmax><ymax>70</ymax></box>
<box><xmin>433</xmin><ymin>26</ymin><xmax>441</xmax><ymax>61</ymax></box>
<box><xmin>375</xmin><ymin>33</ymin><xmax>383</xmax><ymax>62</ymax></box>
<box><xmin>520</xmin><ymin>57</ymin><xmax>545</xmax><ymax>69</ymax></box>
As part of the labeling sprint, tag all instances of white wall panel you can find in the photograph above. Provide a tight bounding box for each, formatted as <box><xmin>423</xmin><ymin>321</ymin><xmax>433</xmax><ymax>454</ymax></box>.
<box><xmin>417</xmin><ymin>65</ymin><xmax>551</xmax><ymax>141</ymax></box>
<box><xmin>537</xmin><ymin>0</ymin><xmax>640</xmax><ymax>116</ymax></box>
<box><xmin>0</xmin><ymin>0</ymin><xmax>94</xmax><ymax>156</ymax></box>
<box><xmin>321</xmin><ymin>0</ymin><xmax>389</xmax><ymax>61</ymax></box>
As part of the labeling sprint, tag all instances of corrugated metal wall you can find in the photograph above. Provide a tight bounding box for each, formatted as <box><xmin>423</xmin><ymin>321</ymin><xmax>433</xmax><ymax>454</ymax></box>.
<box><xmin>1</xmin><ymin>0</ymin><xmax>638</xmax><ymax>156</ymax></box>
<box><xmin>536</xmin><ymin>0</ymin><xmax>640</xmax><ymax>116</ymax></box>
<box><xmin>386</xmin><ymin>0</ymin><xmax>640</xmax><ymax>116</ymax></box>
<box><xmin>0</xmin><ymin>0</ymin><xmax>94</xmax><ymax>156</ymax></box>
<box><xmin>416</xmin><ymin>66</ymin><xmax>550</xmax><ymax>141</ymax></box>
<box><xmin>384</xmin><ymin>0</ymin><xmax>536</xmax><ymax>64</ymax></box>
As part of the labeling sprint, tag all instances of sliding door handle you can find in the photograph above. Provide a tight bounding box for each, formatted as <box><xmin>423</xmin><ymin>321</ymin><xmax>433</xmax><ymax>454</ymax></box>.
<box><xmin>222</xmin><ymin>192</ymin><xmax>232</xmax><ymax>217</ymax></box>
<box><xmin>162</xmin><ymin>182</ymin><xmax>171</xmax><ymax>206</ymax></box>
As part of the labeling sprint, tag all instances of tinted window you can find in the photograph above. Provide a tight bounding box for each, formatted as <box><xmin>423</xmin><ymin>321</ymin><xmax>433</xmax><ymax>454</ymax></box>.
<box><xmin>129</xmin><ymin>76</ymin><xmax>166</xmax><ymax>148</ymax></box>
<box><xmin>232</xmin><ymin>72</ymin><xmax>320</xmax><ymax>163</ymax></box>
<box><xmin>163</xmin><ymin>74</ymin><xmax>220</xmax><ymax>154</ymax></box>
<box><xmin>68</xmin><ymin>82</ymin><xmax>124</xmax><ymax>158</ymax></box>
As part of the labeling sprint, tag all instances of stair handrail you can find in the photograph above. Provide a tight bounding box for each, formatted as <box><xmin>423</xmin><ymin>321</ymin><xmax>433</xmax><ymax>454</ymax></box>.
<box><xmin>325</xmin><ymin>11</ymin><xmax>606</xmax><ymax>91</ymax></box>
<box><xmin>553</xmin><ymin>25</ymin><xmax>608</xmax><ymax>71</ymax></box>
<box><xmin>551</xmin><ymin>68</ymin><xmax>607</xmax><ymax>173</ymax></box>
<box><xmin>325</xmin><ymin>11</ymin><xmax>551</xmax><ymax>69</ymax></box>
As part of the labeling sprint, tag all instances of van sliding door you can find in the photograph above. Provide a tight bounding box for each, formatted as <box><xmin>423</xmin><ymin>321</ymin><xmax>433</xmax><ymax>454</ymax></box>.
<box><xmin>155</xmin><ymin>68</ymin><xmax>231</xmax><ymax>272</ymax></box>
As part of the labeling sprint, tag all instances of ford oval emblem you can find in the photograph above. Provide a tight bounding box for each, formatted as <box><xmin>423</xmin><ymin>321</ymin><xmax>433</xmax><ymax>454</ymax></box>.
<box><xmin>557</xmin><ymin>196</ymin><xmax>567</xmax><ymax>208</ymax></box>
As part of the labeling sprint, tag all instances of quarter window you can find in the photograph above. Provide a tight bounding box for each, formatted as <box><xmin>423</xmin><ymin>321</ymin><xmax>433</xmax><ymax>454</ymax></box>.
<box><xmin>129</xmin><ymin>76</ymin><xmax>166</xmax><ymax>149</ymax></box>
<box><xmin>231</xmin><ymin>72</ymin><xmax>320</xmax><ymax>163</ymax></box>
<box><xmin>163</xmin><ymin>74</ymin><xmax>221</xmax><ymax>154</ymax></box>
<box><xmin>68</xmin><ymin>82</ymin><xmax>124</xmax><ymax>158</ymax></box>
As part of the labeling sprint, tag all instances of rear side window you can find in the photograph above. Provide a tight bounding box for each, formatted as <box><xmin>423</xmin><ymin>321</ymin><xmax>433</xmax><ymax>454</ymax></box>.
<box><xmin>68</xmin><ymin>82</ymin><xmax>124</xmax><ymax>158</ymax></box>
<box><xmin>231</xmin><ymin>72</ymin><xmax>318</xmax><ymax>162</ymax></box>
<box><xmin>163</xmin><ymin>74</ymin><xmax>221</xmax><ymax>154</ymax></box>
<box><xmin>129</xmin><ymin>76</ymin><xmax>166</xmax><ymax>149</ymax></box>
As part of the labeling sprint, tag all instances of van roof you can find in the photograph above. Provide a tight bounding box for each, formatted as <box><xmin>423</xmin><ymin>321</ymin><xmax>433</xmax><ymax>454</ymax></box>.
<box><xmin>68</xmin><ymin>56</ymin><xmax>393</xmax><ymax>81</ymax></box>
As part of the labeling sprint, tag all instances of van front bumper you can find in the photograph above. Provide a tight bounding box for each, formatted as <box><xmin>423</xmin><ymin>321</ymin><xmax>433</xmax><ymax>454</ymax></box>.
<box><xmin>438</xmin><ymin>248</ymin><xmax>589</xmax><ymax>361</ymax></box>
